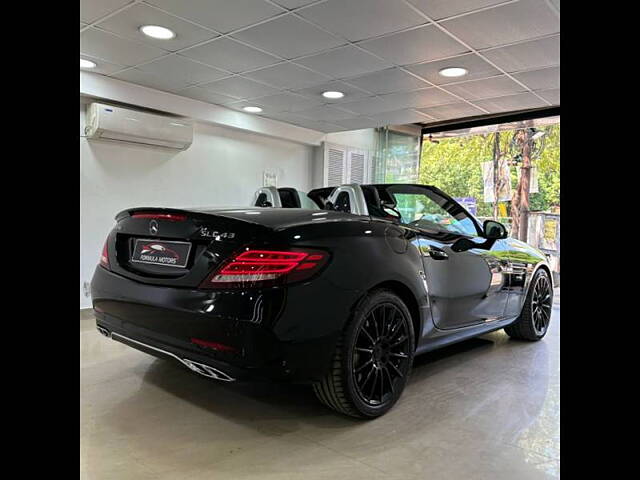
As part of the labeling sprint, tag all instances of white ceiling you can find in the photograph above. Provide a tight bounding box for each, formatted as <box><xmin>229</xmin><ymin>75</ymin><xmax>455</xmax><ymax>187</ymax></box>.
<box><xmin>80</xmin><ymin>0</ymin><xmax>560</xmax><ymax>133</ymax></box>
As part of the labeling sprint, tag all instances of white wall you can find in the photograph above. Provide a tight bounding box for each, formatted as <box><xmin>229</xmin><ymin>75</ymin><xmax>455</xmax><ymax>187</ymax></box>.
<box><xmin>324</xmin><ymin>129</ymin><xmax>377</xmax><ymax>152</ymax></box>
<box><xmin>311</xmin><ymin>129</ymin><xmax>378</xmax><ymax>188</ymax></box>
<box><xmin>80</xmin><ymin>103</ymin><xmax>314</xmax><ymax>308</ymax></box>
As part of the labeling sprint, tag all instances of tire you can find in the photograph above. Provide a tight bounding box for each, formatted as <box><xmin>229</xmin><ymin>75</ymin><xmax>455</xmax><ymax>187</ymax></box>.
<box><xmin>505</xmin><ymin>269</ymin><xmax>553</xmax><ymax>341</ymax></box>
<box><xmin>313</xmin><ymin>289</ymin><xmax>415</xmax><ymax>419</ymax></box>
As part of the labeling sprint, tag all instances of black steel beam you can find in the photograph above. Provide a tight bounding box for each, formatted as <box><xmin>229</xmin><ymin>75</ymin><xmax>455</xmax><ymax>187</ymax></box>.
<box><xmin>420</xmin><ymin>106</ymin><xmax>560</xmax><ymax>135</ymax></box>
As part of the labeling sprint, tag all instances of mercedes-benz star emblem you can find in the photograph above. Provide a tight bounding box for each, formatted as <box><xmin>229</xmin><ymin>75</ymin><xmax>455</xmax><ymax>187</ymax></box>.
<box><xmin>149</xmin><ymin>219</ymin><xmax>159</xmax><ymax>235</ymax></box>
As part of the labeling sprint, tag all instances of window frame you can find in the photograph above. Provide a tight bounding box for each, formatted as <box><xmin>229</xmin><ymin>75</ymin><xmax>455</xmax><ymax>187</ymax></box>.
<box><xmin>372</xmin><ymin>184</ymin><xmax>484</xmax><ymax>238</ymax></box>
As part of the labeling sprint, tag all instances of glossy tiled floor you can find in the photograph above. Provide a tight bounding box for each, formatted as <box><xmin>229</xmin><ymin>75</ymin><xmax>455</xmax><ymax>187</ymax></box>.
<box><xmin>81</xmin><ymin>290</ymin><xmax>559</xmax><ymax>480</ymax></box>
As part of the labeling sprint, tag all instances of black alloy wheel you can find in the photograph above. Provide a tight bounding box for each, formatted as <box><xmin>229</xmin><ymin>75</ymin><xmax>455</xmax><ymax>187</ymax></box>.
<box><xmin>531</xmin><ymin>273</ymin><xmax>553</xmax><ymax>336</ymax></box>
<box><xmin>313</xmin><ymin>289</ymin><xmax>415</xmax><ymax>418</ymax></box>
<box><xmin>505</xmin><ymin>269</ymin><xmax>553</xmax><ymax>341</ymax></box>
<box><xmin>352</xmin><ymin>303</ymin><xmax>412</xmax><ymax>406</ymax></box>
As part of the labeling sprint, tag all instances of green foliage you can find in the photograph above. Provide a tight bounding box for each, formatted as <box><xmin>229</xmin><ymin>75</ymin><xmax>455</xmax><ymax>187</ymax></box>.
<box><xmin>419</xmin><ymin>124</ymin><xmax>560</xmax><ymax>215</ymax></box>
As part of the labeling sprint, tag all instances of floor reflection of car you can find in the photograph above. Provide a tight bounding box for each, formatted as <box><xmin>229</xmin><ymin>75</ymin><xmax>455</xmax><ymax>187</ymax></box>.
<box><xmin>92</xmin><ymin>183</ymin><xmax>553</xmax><ymax>418</ymax></box>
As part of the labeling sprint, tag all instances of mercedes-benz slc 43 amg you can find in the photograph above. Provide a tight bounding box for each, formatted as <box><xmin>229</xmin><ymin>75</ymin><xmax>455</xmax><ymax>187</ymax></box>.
<box><xmin>91</xmin><ymin>183</ymin><xmax>553</xmax><ymax>418</ymax></box>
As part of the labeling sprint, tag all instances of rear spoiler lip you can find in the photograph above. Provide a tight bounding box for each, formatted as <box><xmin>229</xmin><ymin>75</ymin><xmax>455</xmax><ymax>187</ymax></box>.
<box><xmin>114</xmin><ymin>206</ymin><xmax>272</xmax><ymax>230</ymax></box>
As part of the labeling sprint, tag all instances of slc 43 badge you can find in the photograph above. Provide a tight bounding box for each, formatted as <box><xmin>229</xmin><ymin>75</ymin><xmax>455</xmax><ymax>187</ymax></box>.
<box><xmin>199</xmin><ymin>227</ymin><xmax>236</xmax><ymax>241</ymax></box>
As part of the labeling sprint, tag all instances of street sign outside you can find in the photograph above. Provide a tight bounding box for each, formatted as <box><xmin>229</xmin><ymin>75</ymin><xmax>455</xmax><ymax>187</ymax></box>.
<box><xmin>455</xmin><ymin>197</ymin><xmax>477</xmax><ymax>215</ymax></box>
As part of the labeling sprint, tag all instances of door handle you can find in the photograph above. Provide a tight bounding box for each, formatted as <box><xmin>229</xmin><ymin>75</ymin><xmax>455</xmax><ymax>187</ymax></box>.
<box><xmin>428</xmin><ymin>248</ymin><xmax>448</xmax><ymax>260</ymax></box>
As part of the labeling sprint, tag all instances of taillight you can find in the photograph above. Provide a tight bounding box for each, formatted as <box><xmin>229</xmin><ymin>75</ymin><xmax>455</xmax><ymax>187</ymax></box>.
<box><xmin>199</xmin><ymin>248</ymin><xmax>329</xmax><ymax>289</ymax></box>
<box><xmin>100</xmin><ymin>238</ymin><xmax>110</xmax><ymax>269</ymax></box>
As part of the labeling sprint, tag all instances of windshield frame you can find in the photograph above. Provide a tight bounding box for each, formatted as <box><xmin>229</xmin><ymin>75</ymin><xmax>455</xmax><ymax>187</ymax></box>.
<box><xmin>370</xmin><ymin>184</ymin><xmax>484</xmax><ymax>237</ymax></box>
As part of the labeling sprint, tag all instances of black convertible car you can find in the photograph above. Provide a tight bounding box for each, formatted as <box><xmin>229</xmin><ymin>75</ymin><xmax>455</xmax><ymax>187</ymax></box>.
<box><xmin>91</xmin><ymin>183</ymin><xmax>553</xmax><ymax>418</ymax></box>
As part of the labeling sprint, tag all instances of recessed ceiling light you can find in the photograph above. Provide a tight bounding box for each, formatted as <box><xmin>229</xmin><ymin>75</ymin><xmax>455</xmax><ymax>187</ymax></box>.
<box><xmin>80</xmin><ymin>58</ymin><xmax>96</xmax><ymax>69</ymax></box>
<box><xmin>140</xmin><ymin>25</ymin><xmax>176</xmax><ymax>39</ymax></box>
<box><xmin>243</xmin><ymin>106</ymin><xmax>263</xmax><ymax>113</ymax></box>
<box><xmin>438</xmin><ymin>67</ymin><xmax>468</xmax><ymax>78</ymax></box>
<box><xmin>322</xmin><ymin>91</ymin><xmax>344</xmax><ymax>99</ymax></box>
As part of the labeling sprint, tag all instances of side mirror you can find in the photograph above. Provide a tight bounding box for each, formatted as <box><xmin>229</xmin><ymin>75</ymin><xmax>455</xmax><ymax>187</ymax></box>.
<box><xmin>483</xmin><ymin>220</ymin><xmax>508</xmax><ymax>239</ymax></box>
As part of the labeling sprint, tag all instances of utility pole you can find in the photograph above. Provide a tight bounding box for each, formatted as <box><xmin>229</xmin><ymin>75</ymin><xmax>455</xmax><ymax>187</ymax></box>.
<box><xmin>519</xmin><ymin>130</ymin><xmax>533</xmax><ymax>243</ymax></box>
<box><xmin>492</xmin><ymin>132</ymin><xmax>500</xmax><ymax>220</ymax></box>
<box><xmin>510</xmin><ymin>129</ymin><xmax>534</xmax><ymax>242</ymax></box>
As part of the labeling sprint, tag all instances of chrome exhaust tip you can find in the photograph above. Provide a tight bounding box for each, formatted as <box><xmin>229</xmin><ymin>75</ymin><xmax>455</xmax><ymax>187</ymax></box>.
<box><xmin>181</xmin><ymin>358</ymin><xmax>235</xmax><ymax>382</ymax></box>
<box><xmin>96</xmin><ymin>326</ymin><xmax>111</xmax><ymax>338</ymax></box>
<box><xmin>108</xmin><ymin>331</ymin><xmax>236</xmax><ymax>382</ymax></box>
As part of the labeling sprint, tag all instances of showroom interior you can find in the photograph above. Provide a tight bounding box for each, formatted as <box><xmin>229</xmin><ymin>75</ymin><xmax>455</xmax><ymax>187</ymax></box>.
<box><xmin>80</xmin><ymin>0</ymin><xmax>560</xmax><ymax>479</ymax></box>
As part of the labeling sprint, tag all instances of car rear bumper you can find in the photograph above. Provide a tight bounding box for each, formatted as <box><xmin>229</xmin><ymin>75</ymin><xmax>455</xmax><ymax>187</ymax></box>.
<box><xmin>91</xmin><ymin>266</ymin><xmax>341</xmax><ymax>383</ymax></box>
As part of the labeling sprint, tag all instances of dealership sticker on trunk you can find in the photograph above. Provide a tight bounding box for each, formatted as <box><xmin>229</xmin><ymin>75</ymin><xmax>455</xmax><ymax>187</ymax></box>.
<box><xmin>131</xmin><ymin>239</ymin><xmax>191</xmax><ymax>268</ymax></box>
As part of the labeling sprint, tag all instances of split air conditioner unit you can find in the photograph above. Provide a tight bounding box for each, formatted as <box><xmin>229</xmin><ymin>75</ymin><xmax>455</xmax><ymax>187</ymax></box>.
<box><xmin>84</xmin><ymin>102</ymin><xmax>193</xmax><ymax>151</ymax></box>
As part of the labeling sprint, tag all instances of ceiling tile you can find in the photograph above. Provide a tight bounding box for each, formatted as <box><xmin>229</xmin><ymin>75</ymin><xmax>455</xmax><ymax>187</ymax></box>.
<box><xmin>270</xmin><ymin>0</ymin><xmax>318</xmax><ymax>8</ymax></box>
<box><xmin>223</xmin><ymin>100</ymin><xmax>270</xmax><ymax>112</ymax></box>
<box><xmin>243</xmin><ymin>62</ymin><xmax>331</xmax><ymax>89</ymax></box>
<box><xmin>263</xmin><ymin>111</ymin><xmax>312</xmax><ymax>123</ymax></box>
<box><xmin>295</xmin><ymin>46</ymin><xmax>392</xmax><ymax>79</ymax></box>
<box><xmin>359</xmin><ymin>25</ymin><xmax>469</xmax><ymax>66</ymax></box>
<box><xmin>145</xmin><ymin>0</ymin><xmax>283</xmax><ymax>33</ymax></box>
<box><xmin>181</xmin><ymin>38</ymin><xmax>280</xmax><ymax>73</ymax></box>
<box><xmin>298</xmin><ymin>0</ymin><xmax>425</xmax><ymax>42</ymax></box>
<box><xmin>441</xmin><ymin>0</ymin><xmax>559</xmax><ymax>49</ymax></box>
<box><xmin>199</xmin><ymin>76</ymin><xmax>281</xmax><ymax>99</ymax></box>
<box><xmin>96</xmin><ymin>4</ymin><xmax>218</xmax><ymax>52</ymax></box>
<box><xmin>80</xmin><ymin>54</ymin><xmax>125</xmax><ymax>75</ymax></box>
<box><xmin>369</xmin><ymin>109</ymin><xmax>430</xmax><ymax>125</ymax></box>
<box><xmin>294</xmin><ymin>105</ymin><xmax>356</xmax><ymax>121</ymax></box>
<box><xmin>406</xmin><ymin>0</ymin><xmax>508</xmax><ymax>21</ymax></box>
<box><xmin>443</xmin><ymin>75</ymin><xmax>527</xmax><ymax>100</ymax></box>
<box><xmin>266</xmin><ymin>112</ymin><xmax>344</xmax><ymax>132</ymax></box>
<box><xmin>137</xmin><ymin>55</ymin><xmax>229</xmax><ymax>86</ymax></box>
<box><xmin>177</xmin><ymin>87</ymin><xmax>239</xmax><ymax>105</ymax></box>
<box><xmin>346</xmin><ymin>68</ymin><xmax>429</xmax><ymax>95</ymax></box>
<box><xmin>418</xmin><ymin>102</ymin><xmax>485</xmax><ymax>120</ymax></box>
<box><xmin>472</xmin><ymin>92</ymin><xmax>548</xmax><ymax>113</ymax></box>
<box><xmin>295</xmin><ymin>120</ymin><xmax>345</xmax><ymax>132</ymax></box>
<box><xmin>111</xmin><ymin>68</ymin><xmax>188</xmax><ymax>92</ymax></box>
<box><xmin>294</xmin><ymin>80</ymin><xmax>371</xmax><ymax>103</ymax></box>
<box><xmin>535</xmin><ymin>88</ymin><xmax>559</xmax><ymax>105</ymax></box>
<box><xmin>245</xmin><ymin>92</ymin><xmax>323</xmax><ymax>112</ymax></box>
<box><xmin>232</xmin><ymin>15</ymin><xmax>345</xmax><ymax>59</ymax></box>
<box><xmin>333</xmin><ymin>116</ymin><xmax>380</xmax><ymax>130</ymax></box>
<box><xmin>338</xmin><ymin>96</ymin><xmax>400</xmax><ymax>115</ymax></box>
<box><xmin>80</xmin><ymin>28</ymin><xmax>167</xmax><ymax>66</ymax></box>
<box><xmin>405</xmin><ymin>53</ymin><xmax>501</xmax><ymax>84</ymax></box>
<box><xmin>482</xmin><ymin>36</ymin><xmax>560</xmax><ymax>73</ymax></box>
<box><xmin>383</xmin><ymin>88</ymin><xmax>459</xmax><ymax>109</ymax></box>
<box><xmin>512</xmin><ymin>66</ymin><xmax>559</xmax><ymax>91</ymax></box>
<box><xmin>80</xmin><ymin>0</ymin><xmax>131</xmax><ymax>24</ymax></box>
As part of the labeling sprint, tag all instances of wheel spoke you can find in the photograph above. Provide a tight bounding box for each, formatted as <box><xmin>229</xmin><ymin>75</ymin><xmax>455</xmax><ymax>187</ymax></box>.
<box><xmin>367</xmin><ymin>368</ymin><xmax>379</xmax><ymax>400</ymax></box>
<box><xmin>355</xmin><ymin>347</ymin><xmax>373</xmax><ymax>354</ymax></box>
<box><xmin>384</xmin><ymin>367</ymin><xmax>395</xmax><ymax>395</ymax></box>
<box><xmin>359</xmin><ymin>327</ymin><xmax>376</xmax><ymax>346</ymax></box>
<box><xmin>362</xmin><ymin>364</ymin><xmax>376</xmax><ymax>389</ymax></box>
<box><xmin>355</xmin><ymin>358</ymin><xmax>373</xmax><ymax>373</ymax></box>
<box><xmin>540</xmin><ymin>306</ymin><xmax>550</xmax><ymax>322</ymax></box>
<box><xmin>388</xmin><ymin>361</ymin><xmax>404</xmax><ymax>378</ymax></box>
<box><xmin>390</xmin><ymin>352</ymin><xmax>408</xmax><ymax>359</ymax></box>
<box><xmin>387</xmin><ymin>316</ymin><xmax>403</xmax><ymax>341</ymax></box>
<box><xmin>381</xmin><ymin>306</ymin><xmax>389</xmax><ymax>337</ymax></box>
<box><xmin>390</xmin><ymin>335</ymin><xmax>408</xmax><ymax>349</ymax></box>
<box><xmin>370</xmin><ymin>311</ymin><xmax>381</xmax><ymax>340</ymax></box>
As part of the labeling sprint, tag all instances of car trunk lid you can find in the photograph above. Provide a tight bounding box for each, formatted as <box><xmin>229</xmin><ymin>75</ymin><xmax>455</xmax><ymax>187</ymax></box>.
<box><xmin>109</xmin><ymin>207</ymin><xmax>271</xmax><ymax>288</ymax></box>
